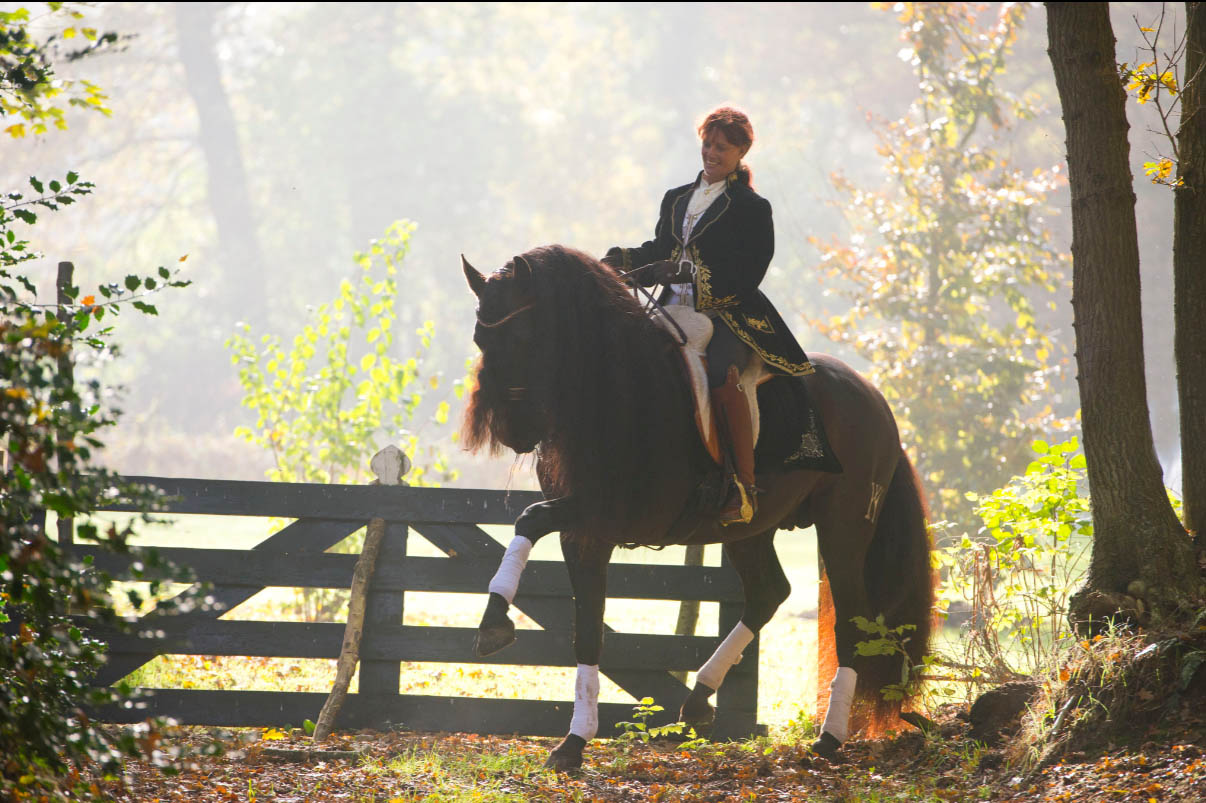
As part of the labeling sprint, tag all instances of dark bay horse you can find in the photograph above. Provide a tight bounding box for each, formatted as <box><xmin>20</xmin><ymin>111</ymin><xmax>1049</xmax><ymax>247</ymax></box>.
<box><xmin>461</xmin><ymin>245</ymin><xmax>933</xmax><ymax>770</ymax></box>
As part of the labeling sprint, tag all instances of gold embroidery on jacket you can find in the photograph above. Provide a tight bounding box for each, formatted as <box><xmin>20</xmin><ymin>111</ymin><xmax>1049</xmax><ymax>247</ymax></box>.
<box><xmin>690</xmin><ymin>246</ymin><xmax>738</xmax><ymax>310</ymax></box>
<box><xmin>744</xmin><ymin>315</ymin><xmax>774</xmax><ymax>333</ymax></box>
<box><xmin>717</xmin><ymin>310</ymin><xmax>814</xmax><ymax>376</ymax></box>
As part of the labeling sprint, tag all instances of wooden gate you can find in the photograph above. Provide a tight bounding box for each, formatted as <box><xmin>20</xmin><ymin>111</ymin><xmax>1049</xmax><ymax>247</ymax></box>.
<box><xmin>77</xmin><ymin>476</ymin><xmax>762</xmax><ymax>739</ymax></box>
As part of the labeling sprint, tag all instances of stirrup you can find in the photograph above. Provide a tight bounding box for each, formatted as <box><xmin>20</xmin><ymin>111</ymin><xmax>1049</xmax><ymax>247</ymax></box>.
<box><xmin>719</xmin><ymin>478</ymin><xmax>756</xmax><ymax>526</ymax></box>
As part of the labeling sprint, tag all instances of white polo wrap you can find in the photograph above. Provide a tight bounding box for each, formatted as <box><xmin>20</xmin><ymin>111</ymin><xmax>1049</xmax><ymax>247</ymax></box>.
<box><xmin>487</xmin><ymin>535</ymin><xmax>533</xmax><ymax>603</ymax></box>
<box><xmin>569</xmin><ymin>663</ymin><xmax>600</xmax><ymax>741</ymax></box>
<box><xmin>695</xmin><ymin>621</ymin><xmax>755</xmax><ymax>690</ymax></box>
<box><xmin>821</xmin><ymin>666</ymin><xmax>858</xmax><ymax>743</ymax></box>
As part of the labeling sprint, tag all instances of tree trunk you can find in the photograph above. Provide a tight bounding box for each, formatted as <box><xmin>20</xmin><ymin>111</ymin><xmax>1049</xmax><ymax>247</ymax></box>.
<box><xmin>1175</xmin><ymin>2</ymin><xmax>1206</xmax><ymax>552</ymax></box>
<box><xmin>1045</xmin><ymin>3</ymin><xmax>1201</xmax><ymax>621</ymax></box>
<box><xmin>175</xmin><ymin>2</ymin><xmax>267</xmax><ymax>319</ymax></box>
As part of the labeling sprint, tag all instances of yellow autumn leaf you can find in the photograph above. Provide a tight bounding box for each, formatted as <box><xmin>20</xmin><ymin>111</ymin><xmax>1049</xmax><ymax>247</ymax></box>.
<box><xmin>62</xmin><ymin>27</ymin><xmax>76</xmax><ymax>38</ymax></box>
<box><xmin>179</xmin><ymin>254</ymin><xmax>188</xmax><ymax>262</ymax></box>
<box><xmin>5</xmin><ymin>123</ymin><xmax>26</xmax><ymax>138</ymax></box>
<box><xmin>261</xmin><ymin>727</ymin><xmax>288</xmax><ymax>741</ymax></box>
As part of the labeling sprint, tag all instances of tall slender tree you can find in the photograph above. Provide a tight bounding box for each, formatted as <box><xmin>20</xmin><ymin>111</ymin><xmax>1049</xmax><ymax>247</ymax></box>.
<box><xmin>1046</xmin><ymin>2</ymin><xmax>1201</xmax><ymax>622</ymax></box>
<box><xmin>1174</xmin><ymin>3</ymin><xmax>1205</xmax><ymax>545</ymax></box>
<box><xmin>175</xmin><ymin>2</ymin><xmax>266</xmax><ymax>319</ymax></box>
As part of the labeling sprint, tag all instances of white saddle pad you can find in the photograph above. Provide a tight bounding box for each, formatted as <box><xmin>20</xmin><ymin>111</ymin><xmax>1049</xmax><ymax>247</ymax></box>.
<box><xmin>650</xmin><ymin>305</ymin><xmax>766</xmax><ymax>465</ymax></box>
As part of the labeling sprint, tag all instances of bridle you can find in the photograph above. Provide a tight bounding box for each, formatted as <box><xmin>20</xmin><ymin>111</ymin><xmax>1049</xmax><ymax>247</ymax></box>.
<box><xmin>475</xmin><ymin>300</ymin><xmax>536</xmax><ymax>403</ymax></box>
<box><xmin>475</xmin><ymin>301</ymin><xmax>535</xmax><ymax>329</ymax></box>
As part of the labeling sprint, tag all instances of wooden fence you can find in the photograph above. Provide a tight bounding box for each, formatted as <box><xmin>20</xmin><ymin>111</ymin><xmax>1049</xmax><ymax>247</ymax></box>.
<box><xmin>74</xmin><ymin>476</ymin><xmax>762</xmax><ymax>739</ymax></box>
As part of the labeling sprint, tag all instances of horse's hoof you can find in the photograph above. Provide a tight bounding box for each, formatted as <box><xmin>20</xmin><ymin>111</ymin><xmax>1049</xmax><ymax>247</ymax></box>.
<box><xmin>544</xmin><ymin>734</ymin><xmax>586</xmax><ymax>771</ymax></box>
<box><xmin>809</xmin><ymin>732</ymin><xmax>843</xmax><ymax>763</ymax></box>
<box><xmin>679</xmin><ymin>687</ymin><xmax>715</xmax><ymax>735</ymax></box>
<box><xmin>473</xmin><ymin>619</ymin><xmax>516</xmax><ymax>657</ymax></box>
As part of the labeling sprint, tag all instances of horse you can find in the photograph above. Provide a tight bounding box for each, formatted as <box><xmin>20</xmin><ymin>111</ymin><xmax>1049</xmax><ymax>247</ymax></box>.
<box><xmin>460</xmin><ymin>244</ymin><xmax>934</xmax><ymax>770</ymax></box>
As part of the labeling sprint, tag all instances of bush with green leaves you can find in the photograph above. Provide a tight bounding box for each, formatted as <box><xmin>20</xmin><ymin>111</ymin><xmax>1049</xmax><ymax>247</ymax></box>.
<box><xmin>225</xmin><ymin>220</ymin><xmax>460</xmax><ymax>620</ymax></box>
<box><xmin>1</xmin><ymin>260</ymin><xmax>193</xmax><ymax>797</ymax></box>
<box><xmin>2</xmin><ymin>6</ymin><xmax>201</xmax><ymax>797</ymax></box>
<box><xmin>935</xmin><ymin>438</ymin><xmax>1093</xmax><ymax>687</ymax></box>
<box><xmin>227</xmin><ymin>219</ymin><xmax>458</xmax><ymax>488</ymax></box>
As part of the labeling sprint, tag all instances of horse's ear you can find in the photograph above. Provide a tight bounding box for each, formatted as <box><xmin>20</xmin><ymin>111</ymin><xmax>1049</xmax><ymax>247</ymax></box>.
<box><xmin>513</xmin><ymin>254</ymin><xmax>532</xmax><ymax>285</ymax></box>
<box><xmin>462</xmin><ymin>254</ymin><xmax>487</xmax><ymax>297</ymax></box>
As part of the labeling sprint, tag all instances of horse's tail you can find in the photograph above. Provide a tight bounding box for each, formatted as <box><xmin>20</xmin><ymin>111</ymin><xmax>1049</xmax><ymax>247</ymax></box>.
<box><xmin>867</xmin><ymin>451</ymin><xmax>934</xmax><ymax>681</ymax></box>
<box><xmin>818</xmin><ymin>451</ymin><xmax>934</xmax><ymax>733</ymax></box>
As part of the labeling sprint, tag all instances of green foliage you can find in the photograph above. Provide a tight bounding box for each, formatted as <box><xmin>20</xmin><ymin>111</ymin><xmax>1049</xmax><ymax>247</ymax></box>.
<box><xmin>1</xmin><ymin>257</ymin><xmax>193</xmax><ymax>798</ymax></box>
<box><xmin>226</xmin><ymin>220</ymin><xmax>457</xmax><ymax>489</ymax></box>
<box><xmin>1</xmin><ymin>3</ymin><xmax>118</xmax><ymax>139</ymax></box>
<box><xmin>810</xmin><ymin>3</ymin><xmax>1075</xmax><ymax>527</ymax></box>
<box><xmin>614</xmin><ymin>697</ymin><xmax>705</xmax><ymax>748</ymax></box>
<box><xmin>1</xmin><ymin>10</ymin><xmax>202</xmax><ymax>795</ymax></box>
<box><xmin>226</xmin><ymin>221</ymin><xmax>459</xmax><ymax>620</ymax></box>
<box><xmin>852</xmin><ymin>614</ymin><xmax>927</xmax><ymax>702</ymax></box>
<box><xmin>935</xmin><ymin>437</ymin><xmax>1093</xmax><ymax>687</ymax></box>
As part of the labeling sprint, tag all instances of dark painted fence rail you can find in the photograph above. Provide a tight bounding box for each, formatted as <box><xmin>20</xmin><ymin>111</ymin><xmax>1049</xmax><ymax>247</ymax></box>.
<box><xmin>76</xmin><ymin>476</ymin><xmax>762</xmax><ymax>739</ymax></box>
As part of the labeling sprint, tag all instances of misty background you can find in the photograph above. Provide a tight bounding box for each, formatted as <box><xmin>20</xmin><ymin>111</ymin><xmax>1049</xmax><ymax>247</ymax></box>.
<box><xmin>7</xmin><ymin>1</ymin><xmax>1184</xmax><ymax>494</ymax></box>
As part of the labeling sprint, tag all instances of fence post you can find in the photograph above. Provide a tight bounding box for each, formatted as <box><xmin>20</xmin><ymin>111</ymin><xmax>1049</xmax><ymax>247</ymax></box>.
<box><xmin>357</xmin><ymin>447</ymin><xmax>410</xmax><ymax>705</ymax></box>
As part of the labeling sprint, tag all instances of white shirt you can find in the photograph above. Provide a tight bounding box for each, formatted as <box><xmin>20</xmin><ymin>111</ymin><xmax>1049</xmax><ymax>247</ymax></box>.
<box><xmin>669</xmin><ymin>178</ymin><xmax>727</xmax><ymax>306</ymax></box>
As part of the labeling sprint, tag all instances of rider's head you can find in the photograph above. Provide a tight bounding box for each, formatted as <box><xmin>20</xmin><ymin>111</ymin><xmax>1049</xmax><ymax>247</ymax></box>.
<box><xmin>698</xmin><ymin>107</ymin><xmax>754</xmax><ymax>187</ymax></box>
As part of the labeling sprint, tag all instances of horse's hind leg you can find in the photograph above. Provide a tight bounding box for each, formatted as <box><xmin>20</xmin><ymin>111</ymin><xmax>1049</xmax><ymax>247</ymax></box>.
<box><xmin>680</xmin><ymin>530</ymin><xmax>789</xmax><ymax>732</ymax></box>
<box><xmin>811</xmin><ymin>501</ymin><xmax>877</xmax><ymax>761</ymax></box>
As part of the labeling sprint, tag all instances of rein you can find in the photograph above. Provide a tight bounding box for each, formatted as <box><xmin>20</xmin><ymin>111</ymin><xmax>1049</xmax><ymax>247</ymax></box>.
<box><xmin>615</xmin><ymin>262</ymin><xmax>689</xmax><ymax>347</ymax></box>
<box><xmin>476</xmin><ymin>301</ymin><xmax>536</xmax><ymax>328</ymax></box>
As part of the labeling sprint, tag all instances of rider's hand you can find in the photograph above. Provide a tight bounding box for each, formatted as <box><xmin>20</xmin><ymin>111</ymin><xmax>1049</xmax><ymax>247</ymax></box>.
<box><xmin>650</xmin><ymin>260</ymin><xmax>681</xmax><ymax>283</ymax></box>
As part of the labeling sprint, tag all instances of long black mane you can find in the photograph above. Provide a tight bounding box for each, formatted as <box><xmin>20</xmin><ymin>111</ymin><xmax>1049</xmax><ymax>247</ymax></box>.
<box><xmin>465</xmin><ymin>245</ymin><xmax>692</xmax><ymax>539</ymax></box>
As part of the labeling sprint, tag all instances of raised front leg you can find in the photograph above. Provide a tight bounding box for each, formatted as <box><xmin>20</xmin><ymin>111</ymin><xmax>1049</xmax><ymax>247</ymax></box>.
<box><xmin>545</xmin><ymin>533</ymin><xmax>613</xmax><ymax>771</ymax></box>
<box><xmin>475</xmin><ymin>497</ymin><xmax>576</xmax><ymax>658</ymax></box>
<box><xmin>681</xmin><ymin>531</ymin><xmax>789</xmax><ymax>734</ymax></box>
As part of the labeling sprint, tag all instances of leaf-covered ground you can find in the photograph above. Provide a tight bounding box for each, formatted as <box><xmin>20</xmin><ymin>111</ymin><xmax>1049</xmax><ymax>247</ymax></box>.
<box><xmin>107</xmin><ymin>704</ymin><xmax>1204</xmax><ymax>803</ymax></box>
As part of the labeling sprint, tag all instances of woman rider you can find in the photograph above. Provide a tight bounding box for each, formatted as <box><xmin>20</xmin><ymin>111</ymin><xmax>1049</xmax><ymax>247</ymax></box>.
<box><xmin>602</xmin><ymin>106</ymin><xmax>812</xmax><ymax>526</ymax></box>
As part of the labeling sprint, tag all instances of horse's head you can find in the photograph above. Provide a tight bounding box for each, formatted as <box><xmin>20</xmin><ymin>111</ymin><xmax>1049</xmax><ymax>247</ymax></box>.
<box><xmin>462</xmin><ymin>254</ymin><xmax>547</xmax><ymax>455</ymax></box>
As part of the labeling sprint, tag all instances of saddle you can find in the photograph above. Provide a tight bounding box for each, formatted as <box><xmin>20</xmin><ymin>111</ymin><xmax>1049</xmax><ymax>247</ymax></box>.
<box><xmin>650</xmin><ymin>305</ymin><xmax>768</xmax><ymax>466</ymax></box>
<box><xmin>651</xmin><ymin>305</ymin><xmax>843</xmax><ymax>475</ymax></box>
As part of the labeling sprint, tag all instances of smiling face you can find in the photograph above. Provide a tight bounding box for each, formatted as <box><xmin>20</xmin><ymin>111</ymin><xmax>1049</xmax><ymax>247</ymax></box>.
<box><xmin>700</xmin><ymin>128</ymin><xmax>747</xmax><ymax>184</ymax></box>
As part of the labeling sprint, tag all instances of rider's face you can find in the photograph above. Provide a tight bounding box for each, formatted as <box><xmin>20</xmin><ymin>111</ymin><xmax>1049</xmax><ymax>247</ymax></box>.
<box><xmin>700</xmin><ymin>129</ymin><xmax>747</xmax><ymax>184</ymax></box>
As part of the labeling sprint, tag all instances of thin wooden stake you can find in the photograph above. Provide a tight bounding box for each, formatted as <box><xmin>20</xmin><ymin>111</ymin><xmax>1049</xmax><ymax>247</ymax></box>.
<box><xmin>312</xmin><ymin>445</ymin><xmax>409</xmax><ymax>742</ymax></box>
